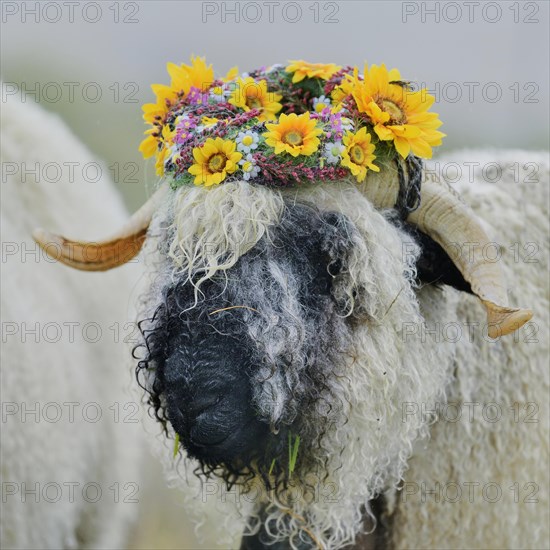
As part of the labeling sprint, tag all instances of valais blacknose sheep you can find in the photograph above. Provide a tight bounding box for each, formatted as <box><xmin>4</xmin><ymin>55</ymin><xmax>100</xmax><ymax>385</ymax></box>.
<box><xmin>34</xmin><ymin>145</ymin><xmax>549</xmax><ymax>549</ymax></box>
<box><xmin>1</xmin><ymin>91</ymin><xmax>144</xmax><ymax>549</ymax></box>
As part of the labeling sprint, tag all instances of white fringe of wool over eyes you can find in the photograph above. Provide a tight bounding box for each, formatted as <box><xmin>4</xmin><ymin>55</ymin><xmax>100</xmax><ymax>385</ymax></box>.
<box><xmin>168</xmin><ymin>180</ymin><xmax>285</xmax><ymax>290</ymax></box>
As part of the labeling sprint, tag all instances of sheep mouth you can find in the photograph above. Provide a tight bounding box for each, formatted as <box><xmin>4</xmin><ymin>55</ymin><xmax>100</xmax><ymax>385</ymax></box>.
<box><xmin>189</xmin><ymin>430</ymin><xmax>231</xmax><ymax>449</ymax></box>
<box><xmin>181</xmin><ymin>412</ymin><xmax>272</xmax><ymax>465</ymax></box>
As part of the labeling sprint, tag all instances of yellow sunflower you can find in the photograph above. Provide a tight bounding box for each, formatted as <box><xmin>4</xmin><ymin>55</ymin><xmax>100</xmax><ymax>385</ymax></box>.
<box><xmin>228</xmin><ymin>77</ymin><xmax>282</xmax><ymax>122</ymax></box>
<box><xmin>286</xmin><ymin>60</ymin><xmax>342</xmax><ymax>83</ymax></box>
<box><xmin>140</xmin><ymin>57</ymin><xmax>216</xmax><ymax>159</ymax></box>
<box><xmin>263</xmin><ymin>113</ymin><xmax>323</xmax><ymax>157</ymax></box>
<box><xmin>155</xmin><ymin>146</ymin><xmax>170</xmax><ymax>177</ymax></box>
<box><xmin>142</xmin><ymin>99</ymin><xmax>169</xmax><ymax>126</ymax></box>
<box><xmin>165</xmin><ymin>56</ymin><xmax>214</xmax><ymax>99</ymax></box>
<box><xmin>331</xmin><ymin>71</ymin><xmax>354</xmax><ymax>105</ymax></box>
<box><xmin>139</xmin><ymin>98</ymin><xmax>171</xmax><ymax>157</ymax></box>
<box><xmin>139</xmin><ymin>124</ymin><xmax>176</xmax><ymax>169</ymax></box>
<box><xmin>145</xmin><ymin>56</ymin><xmax>215</xmax><ymax>113</ymax></box>
<box><xmin>139</xmin><ymin>128</ymin><xmax>159</xmax><ymax>159</ymax></box>
<box><xmin>149</xmin><ymin>125</ymin><xmax>176</xmax><ymax>177</ymax></box>
<box><xmin>222</xmin><ymin>66</ymin><xmax>239</xmax><ymax>82</ymax></box>
<box><xmin>341</xmin><ymin>127</ymin><xmax>379</xmax><ymax>182</ymax></box>
<box><xmin>349</xmin><ymin>63</ymin><xmax>445</xmax><ymax>159</ymax></box>
<box><xmin>188</xmin><ymin>137</ymin><xmax>242</xmax><ymax>186</ymax></box>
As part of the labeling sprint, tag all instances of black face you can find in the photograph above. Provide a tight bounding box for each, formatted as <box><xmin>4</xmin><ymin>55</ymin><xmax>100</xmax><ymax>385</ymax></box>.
<box><xmin>137</xmin><ymin>201</ymin><xmax>361</xmax><ymax>481</ymax></box>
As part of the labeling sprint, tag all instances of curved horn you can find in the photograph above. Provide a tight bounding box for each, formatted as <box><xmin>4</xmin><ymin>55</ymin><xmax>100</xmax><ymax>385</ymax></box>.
<box><xmin>359</xmin><ymin>166</ymin><xmax>533</xmax><ymax>337</ymax></box>
<box><xmin>33</xmin><ymin>185</ymin><xmax>168</xmax><ymax>271</ymax></box>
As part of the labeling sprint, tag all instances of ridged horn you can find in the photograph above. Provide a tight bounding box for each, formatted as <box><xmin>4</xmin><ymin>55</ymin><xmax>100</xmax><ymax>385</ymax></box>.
<box><xmin>359</xmin><ymin>165</ymin><xmax>533</xmax><ymax>337</ymax></box>
<box><xmin>33</xmin><ymin>185</ymin><xmax>167</xmax><ymax>271</ymax></box>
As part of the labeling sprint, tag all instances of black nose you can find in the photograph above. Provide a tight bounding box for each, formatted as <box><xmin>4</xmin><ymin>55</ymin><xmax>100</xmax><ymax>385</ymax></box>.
<box><xmin>188</xmin><ymin>393</ymin><xmax>222</xmax><ymax>418</ymax></box>
<box><xmin>190</xmin><ymin>412</ymin><xmax>231</xmax><ymax>448</ymax></box>
<box><xmin>190</xmin><ymin>389</ymin><xmax>266</xmax><ymax>459</ymax></box>
<box><xmin>174</xmin><ymin>388</ymin><xmax>273</xmax><ymax>465</ymax></box>
<box><xmin>161</xmin><ymin>324</ymin><xmax>270</xmax><ymax>465</ymax></box>
<box><xmin>188</xmin><ymin>393</ymin><xmax>231</xmax><ymax>448</ymax></box>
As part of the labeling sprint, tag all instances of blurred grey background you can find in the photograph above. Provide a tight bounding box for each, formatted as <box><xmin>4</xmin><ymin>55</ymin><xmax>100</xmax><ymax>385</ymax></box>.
<box><xmin>2</xmin><ymin>1</ymin><xmax>549</xmax><ymax>548</ymax></box>
<box><xmin>3</xmin><ymin>0</ymin><xmax>549</xmax><ymax>211</ymax></box>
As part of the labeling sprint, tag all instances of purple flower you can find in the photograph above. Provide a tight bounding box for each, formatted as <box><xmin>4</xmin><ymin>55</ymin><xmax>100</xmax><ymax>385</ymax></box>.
<box><xmin>174</xmin><ymin>115</ymin><xmax>198</xmax><ymax>145</ymax></box>
<box><xmin>327</xmin><ymin>111</ymin><xmax>353</xmax><ymax>139</ymax></box>
<box><xmin>186</xmin><ymin>86</ymin><xmax>210</xmax><ymax>105</ymax></box>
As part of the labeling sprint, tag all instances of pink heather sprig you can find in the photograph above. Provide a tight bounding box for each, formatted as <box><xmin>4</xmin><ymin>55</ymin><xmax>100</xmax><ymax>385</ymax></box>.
<box><xmin>341</xmin><ymin>95</ymin><xmax>364</xmax><ymax>124</ymax></box>
<box><xmin>283</xmin><ymin>88</ymin><xmax>313</xmax><ymax>115</ymax></box>
<box><xmin>323</xmin><ymin>66</ymin><xmax>356</xmax><ymax>97</ymax></box>
<box><xmin>224</xmin><ymin>109</ymin><xmax>262</xmax><ymax>127</ymax></box>
<box><xmin>254</xmin><ymin>153</ymin><xmax>347</xmax><ymax>186</ymax></box>
<box><xmin>171</xmin><ymin>102</ymin><xmax>240</xmax><ymax>123</ymax></box>
<box><xmin>198</xmin><ymin>122</ymin><xmax>234</xmax><ymax>141</ymax></box>
<box><xmin>317</xmin><ymin>165</ymin><xmax>349</xmax><ymax>180</ymax></box>
<box><xmin>254</xmin><ymin>153</ymin><xmax>310</xmax><ymax>184</ymax></box>
<box><xmin>173</xmin><ymin>145</ymin><xmax>197</xmax><ymax>178</ymax></box>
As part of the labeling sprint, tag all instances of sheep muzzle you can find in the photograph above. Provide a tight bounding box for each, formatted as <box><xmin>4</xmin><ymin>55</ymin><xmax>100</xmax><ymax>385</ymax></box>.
<box><xmin>162</xmin><ymin>321</ymin><xmax>271</xmax><ymax>465</ymax></box>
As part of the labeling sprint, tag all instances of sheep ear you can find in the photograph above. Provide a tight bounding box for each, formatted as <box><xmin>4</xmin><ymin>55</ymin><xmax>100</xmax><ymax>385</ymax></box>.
<box><xmin>407</xmin><ymin>224</ymin><xmax>473</xmax><ymax>294</ymax></box>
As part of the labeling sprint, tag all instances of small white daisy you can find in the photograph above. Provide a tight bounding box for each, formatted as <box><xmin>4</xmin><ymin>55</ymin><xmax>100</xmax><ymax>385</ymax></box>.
<box><xmin>312</xmin><ymin>95</ymin><xmax>331</xmax><ymax>114</ymax></box>
<box><xmin>341</xmin><ymin>116</ymin><xmax>354</xmax><ymax>132</ymax></box>
<box><xmin>266</xmin><ymin>63</ymin><xmax>283</xmax><ymax>74</ymax></box>
<box><xmin>239</xmin><ymin>154</ymin><xmax>260</xmax><ymax>181</ymax></box>
<box><xmin>236</xmin><ymin>130</ymin><xmax>260</xmax><ymax>154</ymax></box>
<box><xmin>210</xmin><ymin>85</ymin><xmax>229</xmax><ymax>103</ymax></box>
<box><xmin>324</xmin><ymin>141</ymin><xmax>345</xmax><ymax>164</ymax></box>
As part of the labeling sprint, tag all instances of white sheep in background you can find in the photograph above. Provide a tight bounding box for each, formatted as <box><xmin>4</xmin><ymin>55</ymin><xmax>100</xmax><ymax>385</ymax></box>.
<box><xmin>0</xmin><ymin>91</ymin><xmax>145</xmax><ymax>549</ymax></box>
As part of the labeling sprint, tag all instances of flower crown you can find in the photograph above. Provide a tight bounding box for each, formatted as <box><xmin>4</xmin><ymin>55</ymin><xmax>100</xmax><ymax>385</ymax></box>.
<box><xmin>139</xmin><ymin>58</ymin><xmax>445</xmax><ymax>188</ymax></box>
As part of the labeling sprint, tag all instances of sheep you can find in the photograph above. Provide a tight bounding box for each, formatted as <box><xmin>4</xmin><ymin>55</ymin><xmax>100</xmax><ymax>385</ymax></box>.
<box><xmin>155</xmin><ymin>153</ymin><xmax>549</xmax><ymax>550</ymax></box>
<box><xmin>1</xmin><ymin>89</ymin><xmax>144</xmax><ymax>549</ymax></box>
<box><xmin>30</xmin><ymin>55</ymin><xmax>548</xmax><ymax>548</ymax></box>
<box><xmin>34</xmin><ymin>148</ymin><xmax>548</xmax><ymax>549</ymax></box>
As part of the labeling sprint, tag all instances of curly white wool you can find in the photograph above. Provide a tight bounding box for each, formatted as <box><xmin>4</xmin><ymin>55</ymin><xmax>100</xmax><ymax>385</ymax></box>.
<box><xmin>387</xmin><ymin>150</ymin><xmax>549</xmax><ymax>550</ymax></box>
<box><xmin>142</xmin><ymin>152</ymin><xmax>548</xmax><ymax>550</ymax></box>
<box><xmin>1</xmin><ymin>89</ymin><xmax>144</xmax><ymax>549</ymax></box>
